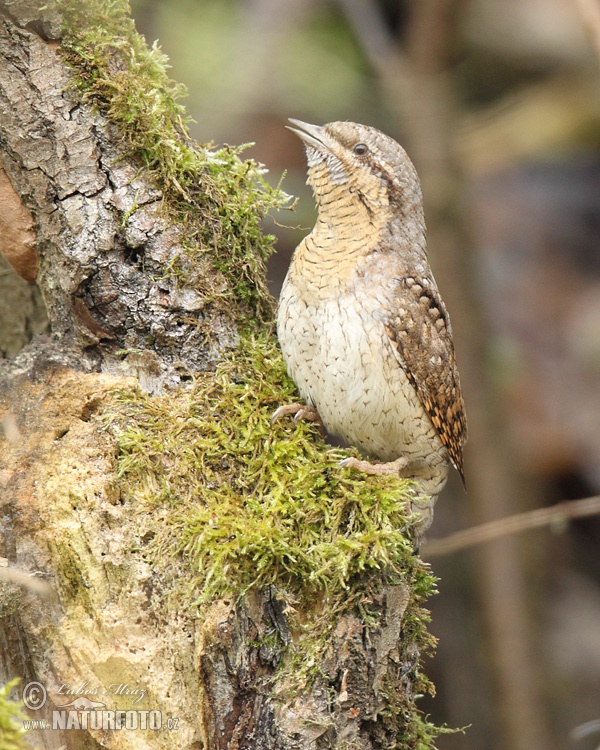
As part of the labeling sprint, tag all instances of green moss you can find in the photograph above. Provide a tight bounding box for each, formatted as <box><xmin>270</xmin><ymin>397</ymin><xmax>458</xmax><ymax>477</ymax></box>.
<box><xmin>110</xmin><ymin>333</ymin><xmax>418</xmax><ymax>602</ymax></box>
<box><xmin>101</xmin><ymin>332</ymin><xmax>446</xmax><ymax>745</ymax></box>
<box><xmin>379</xmin><ymin>671</ymin><xmax>460</xmax><ymax>750</ymax></box>
<box><xmin>0</xmin><ymin>679</ymin><xmax>28</xmax><ymax>750</ymax></box>
<box><xmin>57</xmin><ymin>0</ymin><xmax>291</xmax><ymax>320</ymax></box>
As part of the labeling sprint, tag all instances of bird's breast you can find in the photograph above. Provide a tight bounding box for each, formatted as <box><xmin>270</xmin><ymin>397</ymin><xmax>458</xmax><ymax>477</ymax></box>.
<box><xmin>277</xmin><ymin>278</ymin><xmax>444</xmax><ymax>464</ymax></box>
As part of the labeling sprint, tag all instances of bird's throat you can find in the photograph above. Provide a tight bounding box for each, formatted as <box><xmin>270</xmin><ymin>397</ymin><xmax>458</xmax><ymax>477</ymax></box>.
<box><xmin>291</xmin><ymin>201</ymin><xmax>383</xmax><ymax>299</ymax></box>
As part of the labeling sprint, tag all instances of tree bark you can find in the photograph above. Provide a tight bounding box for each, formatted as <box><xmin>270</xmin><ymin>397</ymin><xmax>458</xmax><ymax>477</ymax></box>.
<box><xmin>0</xmin><ymin>6</ymin><xmax>239</xmax><ymax>379</ymax></box>
<box><xmin>0</xmin><ymin>2</ymin><xmax>436</xmax><ymax>748</ymax></box>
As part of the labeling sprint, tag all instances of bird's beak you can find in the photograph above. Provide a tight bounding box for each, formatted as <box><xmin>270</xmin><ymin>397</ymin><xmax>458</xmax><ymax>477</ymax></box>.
<box><xmin>286</xmin><ymin>118</ymin><xmax>329</xmax><ymax>150</ymax></box>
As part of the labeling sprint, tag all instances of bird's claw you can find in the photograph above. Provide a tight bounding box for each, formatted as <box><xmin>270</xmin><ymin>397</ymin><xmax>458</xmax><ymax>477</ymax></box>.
<box><xmin>270</xmin><ymin>403</ymin><xmax>301</xmax><ymax>425</ymax></box>
<box><xmin>339</xmin><ymin>455</ymin><xmax>410</xmax><ymax>476</ymax></box>
<box><xmin>271</xmin><ymin>403</ymin><xmax>324</xmax><ymax>430</ymax></box>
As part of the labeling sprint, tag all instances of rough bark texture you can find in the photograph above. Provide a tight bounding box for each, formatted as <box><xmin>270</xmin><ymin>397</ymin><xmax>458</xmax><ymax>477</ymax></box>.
<box><xmin>0</xmin><ymin>3</ymin><xmax>431</xmax><ymax>748</ymax></box>
<box><xmin>0</xmin><ymin>357</ymin><xmax>418</xmax><ymax>749</ymax></box>
<box><xmin>0</xmin><ymin>8</ymin><xmax>237</xmax><ymax>382</ymax></box>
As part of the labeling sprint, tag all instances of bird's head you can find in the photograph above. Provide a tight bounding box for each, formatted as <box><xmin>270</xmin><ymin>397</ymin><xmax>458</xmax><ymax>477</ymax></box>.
<box><xmin>287</xmin><ymin>119</ymin><xmax>423</xmax><ymax>222</ymax></box>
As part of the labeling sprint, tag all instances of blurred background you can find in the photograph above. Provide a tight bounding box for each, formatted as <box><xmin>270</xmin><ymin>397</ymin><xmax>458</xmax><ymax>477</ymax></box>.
<box><xmin>128</xmin><ymin>1</ymin><xmax>600</xmax><ymax>748</ymax></box>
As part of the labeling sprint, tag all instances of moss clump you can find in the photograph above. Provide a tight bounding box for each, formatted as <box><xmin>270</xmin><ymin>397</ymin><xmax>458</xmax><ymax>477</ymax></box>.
<box><xmin>0</xmin><ymin>679</ymin><xmax>27</xmax><ymax>750</ymax></box>
<box><xmin>111</xmin><ymin>333</ymin><xmax>419</xmax><ymax>604</ymax></box>
<box><xmin>103</xmin><ymin>333</ymin><xmax>444</xmax><ymax>745</ymax></box>
<box><xmin>57</xmin><ymin>0</ymin><xmax>290</xmax><ymax>320</ymax></box>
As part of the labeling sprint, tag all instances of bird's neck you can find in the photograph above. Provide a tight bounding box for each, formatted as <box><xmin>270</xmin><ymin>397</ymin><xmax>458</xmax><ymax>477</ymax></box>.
<box><xmin>290</xmin><ymin>183</ymin><xmax>388</xmax><ymax>294</ymax></box>
<box><xmin>290</xmin><ymin>198</ymin><xmax>429</xmax><ymax>300</ymax></box>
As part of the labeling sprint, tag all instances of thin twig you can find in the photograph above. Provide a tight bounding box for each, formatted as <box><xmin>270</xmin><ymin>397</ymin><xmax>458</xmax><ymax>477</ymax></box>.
<box><xmin>424</xmin><ymin>496</ymin><xmax>600</xmax><ymax>557</ymax></box>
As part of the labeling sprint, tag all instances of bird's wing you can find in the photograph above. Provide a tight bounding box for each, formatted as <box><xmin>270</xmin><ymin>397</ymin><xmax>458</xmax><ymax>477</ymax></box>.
<box><xmin>384</xmin><ymin>273</ymin><xmax>467</xmax><ymax>481</ymax></box>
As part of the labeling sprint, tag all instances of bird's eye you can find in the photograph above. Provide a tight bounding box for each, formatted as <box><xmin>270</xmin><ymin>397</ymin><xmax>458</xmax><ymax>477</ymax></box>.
<box><xmin>353</xmin><ymin>142</ymin><xmax>368</xmax><ymax>156</ymax></box>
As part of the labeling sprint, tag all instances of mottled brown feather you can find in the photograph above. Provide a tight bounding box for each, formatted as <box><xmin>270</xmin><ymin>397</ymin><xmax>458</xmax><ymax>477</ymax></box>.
<box><xmin>384</xmin><ymin>272</ymin><xmax>467</xmax><ymax>482</ymax></box>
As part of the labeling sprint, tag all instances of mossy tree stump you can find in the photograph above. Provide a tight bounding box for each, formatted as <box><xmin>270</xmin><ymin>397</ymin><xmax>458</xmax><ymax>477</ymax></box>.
<box><xmin>0</xmin><ymin>2</ymin><xmax>441</xmax><ymax>748</ymax></box>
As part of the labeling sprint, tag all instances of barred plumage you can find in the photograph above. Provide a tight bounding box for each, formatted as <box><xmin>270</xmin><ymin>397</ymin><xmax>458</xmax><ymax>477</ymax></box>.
<box><xmin>276</xmin><ymin>119</ymin><xmax>467</xmax><ymax>508</ymax></box>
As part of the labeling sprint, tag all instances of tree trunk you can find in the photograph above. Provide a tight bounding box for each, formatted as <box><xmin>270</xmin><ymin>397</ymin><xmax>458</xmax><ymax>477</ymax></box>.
<box><xmin>0</xmin><ymin>2</ymin><xmax>438</xmax><ymax>748</ymax></box>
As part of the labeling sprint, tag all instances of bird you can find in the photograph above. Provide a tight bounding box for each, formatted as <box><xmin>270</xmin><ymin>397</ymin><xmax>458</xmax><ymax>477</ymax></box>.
<box><xmin>274</xmin><ymin>119</ymin><xmax>467</xmax><ymax>507</ymax></box>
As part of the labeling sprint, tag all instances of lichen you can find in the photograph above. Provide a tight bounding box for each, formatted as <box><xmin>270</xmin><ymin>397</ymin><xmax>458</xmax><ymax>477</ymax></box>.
<box><xmin>56</xmin><ymin>0</ymin><xmax>291</xmax><ymax>321</ymax></box>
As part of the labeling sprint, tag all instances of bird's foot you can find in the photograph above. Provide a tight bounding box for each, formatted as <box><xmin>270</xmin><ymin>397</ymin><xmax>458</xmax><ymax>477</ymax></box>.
<box><xmin>271</xmin><ymin>403</ymin><xmax>324</xmax><ymax>430</ymax></box>
<box><xmin>339</xmin><ymin>455</ymin><xmax>410</xmax><ymax>476</ymax></box>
